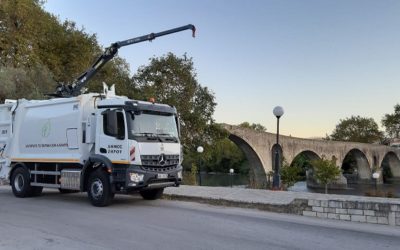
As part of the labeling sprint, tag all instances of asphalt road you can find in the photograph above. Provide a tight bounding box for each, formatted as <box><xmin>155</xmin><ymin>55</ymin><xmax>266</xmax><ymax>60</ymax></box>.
<box><xmin>0</xmin><ymin>186</ymin><xmax>400</xmax><ymax>250</ymax></box>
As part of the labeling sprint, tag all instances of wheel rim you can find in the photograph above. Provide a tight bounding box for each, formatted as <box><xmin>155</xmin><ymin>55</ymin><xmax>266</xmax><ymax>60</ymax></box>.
<box><xmin>90</xmin><ymin>178</ymin><xmax>103</xmax><ymax>199</ymax></box>
<box><xmin>14</xmin><ymin>173</ymin><xmax>24</xmax><ymax>192</ymax></box>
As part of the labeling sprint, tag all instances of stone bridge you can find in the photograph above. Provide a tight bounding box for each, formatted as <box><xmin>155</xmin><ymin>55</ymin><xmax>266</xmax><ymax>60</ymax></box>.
<box><xmin>223</xmin><ymin>124</ymin><xmax>400</xmax><ymax>187</ymax></box>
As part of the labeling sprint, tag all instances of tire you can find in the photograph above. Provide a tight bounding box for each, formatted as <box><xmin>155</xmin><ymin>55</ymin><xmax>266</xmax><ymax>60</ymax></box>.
<box><xmin>58</xmin><ymin>188</ymin><xmax>79</xmax><ymax>194</ymax></box>
<box><xmin>11</xmin><ymin>167</ymin><xmax>33</xmax><ymax>198</ymax></box>
<box><xmin>87</xmin><ymin>169</ymin><xmax>114</xmax><ymax>207</ymax></box>
<box><xmin>139</xmin><ymin>188</ymin><xmax>164</xmax><ymax>200</ymax></box>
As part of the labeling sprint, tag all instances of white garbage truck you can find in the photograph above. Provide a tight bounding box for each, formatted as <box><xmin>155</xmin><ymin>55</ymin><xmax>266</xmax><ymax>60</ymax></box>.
<box><xmin>0</xmin><ymin>24</ymin><xmax>196</xmax><ymax>206</ymax></box>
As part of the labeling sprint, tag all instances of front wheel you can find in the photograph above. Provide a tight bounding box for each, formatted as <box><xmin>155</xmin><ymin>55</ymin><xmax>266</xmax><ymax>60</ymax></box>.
<box><xmin>11</xmin><ymin>167</ymin><xmax>33</xmax><ymax>198</ymax></box>
<box><xmin>140</xmin><ymin>188</ymin><xmax>164</xmax><ymax>200</ymax></box>
<box><xmin>87</xmin><ymin>169</ymin><xmax>114</xmax><ymax>207</ymax></box>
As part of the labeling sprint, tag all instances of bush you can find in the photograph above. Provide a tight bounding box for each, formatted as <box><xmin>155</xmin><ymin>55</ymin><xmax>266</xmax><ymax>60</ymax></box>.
<box><xmin>182</xmin><ymin>163</ymin><xmax>198</xmax><ymax>185</ymax></box>
<box><xmin>280</xmin><ymin>161</ymin><xmax>302</xmax><ymax>189</ymax></box>
<box><xmin>311</xmin><ymin>158</ymin><xmax>341</xmax><ymax>194</ymax></box>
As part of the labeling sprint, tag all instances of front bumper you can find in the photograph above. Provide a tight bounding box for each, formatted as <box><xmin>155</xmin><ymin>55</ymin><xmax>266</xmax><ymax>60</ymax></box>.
<box><xmin>113</xmin><ymin>164</ymin><xmax>182</xmax><ymax>191</ymax></box>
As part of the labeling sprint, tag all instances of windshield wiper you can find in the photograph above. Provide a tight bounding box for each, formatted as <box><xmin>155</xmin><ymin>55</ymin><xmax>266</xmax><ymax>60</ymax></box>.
<box><xmin>133</xmin><ymin>132</ymin><xmax>162</xmax><ymax>142</ymax></box>
<box><xmin>157</xmin><ymin>133</ymin><xmax>179</xmax><ymax>142</ymax></box>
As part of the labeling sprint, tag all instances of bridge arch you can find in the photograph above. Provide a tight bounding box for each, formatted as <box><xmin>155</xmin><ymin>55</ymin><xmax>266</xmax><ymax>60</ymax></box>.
<box><xmin>228</xmin><ymin>134</ymin><xmax>267</xmax><ymax>188</ymax></box>
<box><xmin>290</xmin><ymin>150</ymin><xmax>321</xmax><ymax>183</ymax></box>
<box><xmin>342</xmin><ymin>148</ymin><xmax>371</xmax><ymax>182</ymax></box>
<box><xmin>380</xmin><ymin>151</ymin><xmax>400</xmax><ymax>183</ymax></box>
<box><xmin>290</xmin><ymin>150</ymin><xmax>320</xmax><ymax>167</ymax></box>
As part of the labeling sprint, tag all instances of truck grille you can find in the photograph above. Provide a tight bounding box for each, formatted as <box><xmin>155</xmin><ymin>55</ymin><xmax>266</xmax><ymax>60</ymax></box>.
<box><xmin>140</xmin><ymin>154</ymin><xmax>179</xmax><ymax>173</ymax></box>
<box><xmin>141</xmin><ymin>154</ymin><xmax>179</xmax><ymax>167</ymax></box>
<box><xmin>141</xmin><ymin>165</ymin><xmax>178</xmax><ymax>172</ymax></box>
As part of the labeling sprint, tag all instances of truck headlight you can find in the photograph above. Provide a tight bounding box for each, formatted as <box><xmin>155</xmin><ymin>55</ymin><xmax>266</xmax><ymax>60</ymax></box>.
<box><xmin>177</xmin><ymin>171</ymin><xmax>182</xmax><ymax>179</ymax></box>
<box><xmin>130</xmin><ymin>173</ymin><xmax>144</xmax><ymax>182</ymax></box>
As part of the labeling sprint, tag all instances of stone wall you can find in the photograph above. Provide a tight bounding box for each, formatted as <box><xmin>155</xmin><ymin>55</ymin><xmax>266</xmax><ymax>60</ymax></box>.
<box><xmin>301</xmin><ymin>198</ymin><xmax>400</xmax><ymax>226</ymax></box>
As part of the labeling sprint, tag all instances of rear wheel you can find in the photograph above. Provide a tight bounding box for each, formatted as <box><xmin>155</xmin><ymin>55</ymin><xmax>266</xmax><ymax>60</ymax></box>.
<box><xmin>11</xmin><ymin>167</ymin><xmax>33</xmax><ymax>198</ymax></box>
<box><xmin>140</xmin><ymin>188</ymin><xmax>164</xmax><ymax>200</ymax></box>
<box><xmin>87</xmin><ymin>169</ymin><xmax>114</xmax><ymax>207</ymax></box>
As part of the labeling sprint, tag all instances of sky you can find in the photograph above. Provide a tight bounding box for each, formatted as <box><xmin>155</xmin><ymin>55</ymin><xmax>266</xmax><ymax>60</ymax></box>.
<box><xmin>43</xmin><ymin>0</ymin><xmax>400</xmax><ymax>138</ymax></box>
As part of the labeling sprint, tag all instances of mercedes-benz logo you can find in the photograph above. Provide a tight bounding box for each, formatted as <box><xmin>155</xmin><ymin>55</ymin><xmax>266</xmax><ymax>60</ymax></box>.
<box><xmin>158</xmin><ymin>154</ymin><xmax>166</xmax><ymax>166</ymax></box>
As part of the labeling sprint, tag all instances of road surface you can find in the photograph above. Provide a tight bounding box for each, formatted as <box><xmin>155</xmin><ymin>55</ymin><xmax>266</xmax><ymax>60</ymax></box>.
<box><xmin>0</xmin><ymin>186</ymin><xmax>399</xmax><ymax>250</ymax></box>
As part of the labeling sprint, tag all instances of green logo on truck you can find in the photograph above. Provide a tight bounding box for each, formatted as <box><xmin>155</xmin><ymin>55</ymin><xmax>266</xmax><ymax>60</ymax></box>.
<box><xmin>41</xmin><ymin>120</ymin><xmax>51</xmax><ymax>137</ymax></box>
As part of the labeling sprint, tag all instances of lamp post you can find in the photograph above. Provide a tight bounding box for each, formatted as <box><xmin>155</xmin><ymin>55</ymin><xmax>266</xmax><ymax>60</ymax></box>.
<box><xmin>272</xmin><ymin>106</ymin><xmax>284</xmax><ymax>190</ymax></box>
<box><xmin>197</xmin><ymin>146</ymin><xmax>204</xmax><ymax>186</ymax></box>
<box><xmin>229</xmin><ymin>168</ymin><xmax>234</xmax><ymax>188</ymax></box>
<box><xmin>372</xmin><ymin>172</ymin><xmax>380</xmax><ymax>193</ymax></box>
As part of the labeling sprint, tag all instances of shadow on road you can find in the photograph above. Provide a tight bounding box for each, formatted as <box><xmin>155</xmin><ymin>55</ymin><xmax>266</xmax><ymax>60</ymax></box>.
<box><xmin>0</xmin><ymin>186</ymin><xmax>153</xmax><ymax>207</ymax></box>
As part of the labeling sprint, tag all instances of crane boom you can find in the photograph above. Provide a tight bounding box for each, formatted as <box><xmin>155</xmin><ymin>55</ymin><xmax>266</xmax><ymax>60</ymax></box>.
<box><xmin>54</xmin><ymin>24</ymin><xmax>196</xmax><ymax>97</ymax></box>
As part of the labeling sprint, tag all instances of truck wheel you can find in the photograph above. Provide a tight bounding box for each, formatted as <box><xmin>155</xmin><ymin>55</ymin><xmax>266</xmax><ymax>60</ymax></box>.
<box><xmin>87</xmin><ymin>169</ymin><xmax>114</xmax><ymax>207</ymax></box>
<box><xmin>11</xmin><ymin>167</ymin><xmax>33</xmax><ymax>198</ymax></box>
<box><xmin>140</xmin><ymin>188</ymin><xmax>164</xmax><ymax>200</ymax></box>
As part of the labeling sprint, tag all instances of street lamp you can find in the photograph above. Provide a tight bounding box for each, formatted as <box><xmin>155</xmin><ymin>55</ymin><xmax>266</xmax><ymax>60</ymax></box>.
<box><xmin>229</xmin><ymin>168</ymin><xmax>234</xmax><ymax>188</ymax></box>
<box><xmin>372</xmin><ymin>171</ymin><xmax>380</xmax><ymax>193</ymax></box>
<box><xmin>272</xmin><ymin>106</ymin><xmax>284</xmax><ymax>190</ymax></box>
<box><xmin>197</xmin><ymin>146</ymin><xmax>204</xmax><ymax>186</ymax></box>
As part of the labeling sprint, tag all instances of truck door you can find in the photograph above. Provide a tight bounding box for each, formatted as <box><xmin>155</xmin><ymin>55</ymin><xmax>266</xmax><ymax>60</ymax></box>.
<box><xmin>96</xmin><ymin>109</ymin><xmax>129</xmax><ymax>164</ymax></box>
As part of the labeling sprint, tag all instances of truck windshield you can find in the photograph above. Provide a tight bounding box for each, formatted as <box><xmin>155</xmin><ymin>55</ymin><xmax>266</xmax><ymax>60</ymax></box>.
<box><xmin>126</xmin><ymin>111</ymin><xmax>179</xmax><ymax>141</ymax></box>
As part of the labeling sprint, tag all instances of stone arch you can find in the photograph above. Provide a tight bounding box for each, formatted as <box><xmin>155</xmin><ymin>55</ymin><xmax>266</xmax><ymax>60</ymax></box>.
<box><xmin>290</xmin><ymin>150</ymin><xmax>321</xmax><ymax>186</ymax></box>
<box><xmin>380</xmin><ymin>151</ymin><xmax>400</xmax><ymax>183</ymax></box>
<box><xmin>290</xmin><ymin>150</ymin><xmax>320</xmax><ymax>167</ymax></box>
<box><xmin>228</xmin><ymin>134</ymin><xmax>267</xmax><ymax>188</ymax></box>
<box><xmin>342</xmin><ymin>148</ymin><xmax>371</xmax><ymax>182</ymax></box>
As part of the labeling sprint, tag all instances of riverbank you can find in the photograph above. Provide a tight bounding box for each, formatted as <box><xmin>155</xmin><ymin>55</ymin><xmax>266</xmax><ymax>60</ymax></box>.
<box><xmin>164</xmin><ymin>185</ymin><xmax>400</xmax><ymax>227</ymax></box>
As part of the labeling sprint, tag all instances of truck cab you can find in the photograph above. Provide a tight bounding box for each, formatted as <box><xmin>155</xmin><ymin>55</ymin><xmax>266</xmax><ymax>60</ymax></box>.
<box><xmin>95</xmin><ymin>97</ymin><xmax>183</xmax><ymax>194</ymax></box>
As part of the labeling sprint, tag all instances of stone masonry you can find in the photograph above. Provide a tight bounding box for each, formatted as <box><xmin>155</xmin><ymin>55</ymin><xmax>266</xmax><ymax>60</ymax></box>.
<box><xmin>302</xmin><ymin>199</ymin><xmax>400</xmax><ymax>226</ymax></box>
<box><xmin>223</xmin><ymin>124</ymin><xmax>400</xmax><ymax>187</ymax></box>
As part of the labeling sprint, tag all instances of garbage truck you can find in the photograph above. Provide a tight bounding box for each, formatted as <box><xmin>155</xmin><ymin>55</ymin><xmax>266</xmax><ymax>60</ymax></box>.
<box><xmin>0</xmin><ymin>24</ymin><xmax>196</xmax><ymax>206</ymax></box>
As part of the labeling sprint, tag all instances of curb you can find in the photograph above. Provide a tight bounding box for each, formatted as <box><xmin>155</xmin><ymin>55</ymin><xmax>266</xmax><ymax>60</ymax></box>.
<box><xmin>163</xmin><ymin>194</ymin><xmax>309</xmax><ymax>215</ymax></box>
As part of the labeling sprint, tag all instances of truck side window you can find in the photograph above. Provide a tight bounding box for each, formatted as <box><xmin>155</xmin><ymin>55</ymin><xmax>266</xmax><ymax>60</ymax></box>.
<box><xmin>103</xmin><ymin>110</ymin><xmax>125</xmax><ymax>139</ymax></box>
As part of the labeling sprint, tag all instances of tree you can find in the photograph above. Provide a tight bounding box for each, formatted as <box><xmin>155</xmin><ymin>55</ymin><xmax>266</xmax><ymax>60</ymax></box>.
<box><xmin>329</xmin><ymin>116</ymin><xmax>383</xmax><ymax>143</ymax></box>
<box><xmin>382</xmin><ymin>104</ymin><xmax>400</xmax><ymax>139</ymax></box>
<box><xmin>280</xmin><ymin>160</ymin><xmax>302</xmax><ymax>189</ymax></box>
<box><xmin>311</xmin><ymin>158</ymin><xmax>341</xmax><ymax>194</ymax></box>
<box><xmin>0</xmin><ymin>0</ymin><xmax>131</xmax><ymax>100</ymax></box>
<box><xmin>239</xmin><ymin>122</ymin><xmax>266</xmax><ymax>132</ymax></box>
<box><xmin>132</xmin><ymin>53</ymin><xmax>216</xmax><ymax>149</ymax></box>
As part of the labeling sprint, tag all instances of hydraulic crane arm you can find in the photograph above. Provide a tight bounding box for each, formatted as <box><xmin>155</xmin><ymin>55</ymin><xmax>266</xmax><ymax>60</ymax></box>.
<box><xmin>54</xmin><ymin>24</ymin><xmax>196</xmax><ymax>97</ymax></box>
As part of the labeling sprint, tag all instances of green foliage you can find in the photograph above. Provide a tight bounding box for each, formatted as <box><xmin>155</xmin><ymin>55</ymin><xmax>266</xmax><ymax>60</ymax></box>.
<box><xmin>206</xmin><ymin>138</ymin><xmax>248</xmax><ymax>174</ymax></box>
<box><xmin>0</xmin><ymin>65</ymin><xmax>55</xmax><ymax>101</ymax></box>
<box><xmin>329</xmin><ymin>115</ymin><xmax>383</xmax><ymax>143</ymax></box>
<box><xmin>132</xmin><ymin>53</ymin><xmax>217</xmax><ymax>149</ymax></box>
<box><xmin>290</xmin><ymin>154</ymin><xmax>313</xmax><ymax>180</ymax></box>
<box><xmin>182</xmin><ymin>163</ymin><xmax>198</xmax><ymax>185</ymax></box>
<box><xmin>311</xmin><ymin>158</ymin><xmax>341</xmax><ymax>194</ymax></box>
<box><xmin>0</xmin><ymin>0</ymin><xmax>131</xmax><ymax>100</ymax></box>
<box><xmin>280</xmin><ymin>161</ymin><xmax>302</xmax><ymax>188</ymax></box>
<box><xmin>239</xmin><ymin>122</ymin><xmax>266</xmax><ymax>132</ymax></box>
<box><xmin>382</xmin><ymin>104</ymin><xmax>400</xmax><ymax>139</ymax></box>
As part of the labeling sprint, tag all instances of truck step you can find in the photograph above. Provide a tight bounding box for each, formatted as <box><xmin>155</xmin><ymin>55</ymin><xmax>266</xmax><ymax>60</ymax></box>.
<box><xmin>31</xmin><ymin>170</ymin><xmax>61</xmax><ymax>176</ymax></box>
<box><xmin>31</xmin><ymin>182</ymin><xmax>61</xmax><ymax>188</ymax></box>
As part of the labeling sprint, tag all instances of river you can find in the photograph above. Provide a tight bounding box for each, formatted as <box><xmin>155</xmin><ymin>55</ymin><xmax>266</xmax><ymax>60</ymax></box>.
<box><xmin>194</xmin><ymin>173</ymin><xmax>400</xmax><ymax>198</ymax></box>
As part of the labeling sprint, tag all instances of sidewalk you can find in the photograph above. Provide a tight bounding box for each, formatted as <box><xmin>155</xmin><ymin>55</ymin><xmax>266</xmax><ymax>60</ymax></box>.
<box><xmin>164</xmin><ymin>185</ymin><xmax>400</xmax><ymax>226</ymax></box>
